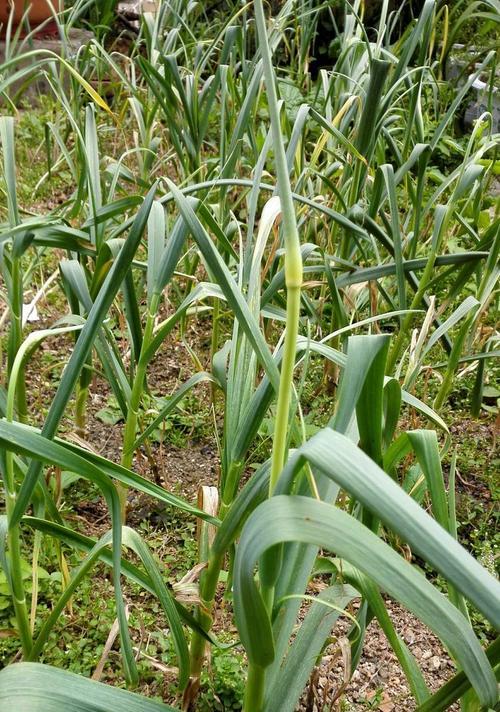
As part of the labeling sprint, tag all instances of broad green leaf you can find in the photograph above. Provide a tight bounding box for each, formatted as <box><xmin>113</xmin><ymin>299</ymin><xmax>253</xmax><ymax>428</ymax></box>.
<box><xmin>407</xmin><ymin>431</ymin><xmax>448</xmax><ymax>529</ymax></box>
<box><xmin>234</xmin><ymin>495</ymin><xmax>498</xmax><ymax>707</ymax></box>
<box><xmin>423</xmin><ymin>296</ymin><xmax>480</xmax><ymax>356</ymax></box>
<box><xmin>275</xmin><ymin>430</ymin><xmax>500</xmax><ymax>627</ymax></box>
<box><xmin>0</xmin><ymin>117</ymin><xmax>19</xmax><ymax>226</ymax></box>
<box><xmin>147</xmin><ymin>200</ymin><xmax>165</xmax><ymax>303</ymax></box>
<box><xmin>120</xmin><ymin>527</ymin><xmax>190</xmax><ymax>689</ymax></box>
<box><xmin>264</xmin><ymin>585</ymin><xmax>359</xmax><ymax>711</ymax></box>
<box><xmin>0</xmin><ymin>663</ymin><xmax>178</xmax><ymax>711</ymax></box>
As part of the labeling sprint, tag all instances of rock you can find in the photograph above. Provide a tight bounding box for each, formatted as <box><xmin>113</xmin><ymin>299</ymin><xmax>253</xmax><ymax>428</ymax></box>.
<box><xmin>430</xmin><ymin>656</ymin><xmax>441</xmax><ymax>670</ymax></box>
<box><xmin>379</xmin><ymin>666</ymin><xmax>390</xmax><ymax>680</ymax></box>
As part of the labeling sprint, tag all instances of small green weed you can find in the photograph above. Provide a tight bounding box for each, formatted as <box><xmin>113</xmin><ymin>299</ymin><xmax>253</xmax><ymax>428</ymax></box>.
<box><xmin>199</xmin><ymin>647</ymin><xmax>246</xmax><ymax>712</ymax></box>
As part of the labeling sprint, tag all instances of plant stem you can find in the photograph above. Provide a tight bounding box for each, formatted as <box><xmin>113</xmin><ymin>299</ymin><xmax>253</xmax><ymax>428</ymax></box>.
<box><xmin>75</xmin><ymin>381</ymin><xmax>89</xmax><ymax>438</ymax></box>
<box><xmin>434</xmin><ymin>314</ymin><xmax>474</xmax><ymax>411</ymax></box>
<box><xmin>5</xmin><ymin>496</ymin><xmax>33</xmax><ymax>657</ymax></box>
<box><xmin>243</xmin><ymin>664</ymin><xmax>266</xmax><ymax>712</ymax></box>
<box><xmin>5</xmin><ymin>375</ymin><xmax>32</xmax><ymax>655</ymax></box>
<box><xmin>268</xmin><ymin>288</ymin><xmax>301</xmax><ymax>491</ymax></box>
<box><xmin>386</xmin><ymin>250</ymin><xmax>437</xmax><ymax>373</ymax></box>
<box><xmin>121</xmin><ymin>300</ymin><xmax>158</xmax><ymax>521</ymax></box>
<box><xmin>210</xmin><ymin>298</ymin><xmax>220</xmax><ymax>408</ymax></box>
<box><xmin>183</xmin><ymin>553</ymin><xmax>224</xmax><ymax>709</ymax></box>
<box><xmin>186</xmin><ymin>463</ymin><xmax>245</xmax><ymax>703</ymax></box>
<box><xmin>240</xmin><ymin>2</ymin><xmax>303</xmax><ymax>708</ymax></box>
<box><xmin>10</xmin><ymin>258</ymin><xmax>28</xmax><ymax>423</ymax></box>
<box><xmin>253</xmin><ymin>0</ymin><xmax>303</xmax><ymax>496</ymax></box>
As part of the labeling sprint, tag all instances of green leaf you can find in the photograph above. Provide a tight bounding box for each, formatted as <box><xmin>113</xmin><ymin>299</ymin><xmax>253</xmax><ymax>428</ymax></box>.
<box><xmin>276</xmin><ymin>430</ymin><xmax>500</xmax><ymax>627</ymax></box>
<box><xmin>0</xmin><ymin>117</ymin><xmax>19</xmax><ymax>227</ymax></box>
<box><xmin>11</xmin><ymin>184</ymin><xmax>158</xmax><ymax>528</ymax></box>
<box><xmin>340</xmin><ymin>562</ymin><xmax>430</xmax><ymax>704</ymax></box>
<box><xmin>22</xmin><ymin>517</ymin><xmax>225</xmax><ymax>650</ymax></box>
<box><xmin>0</xmin><ymin>420</ymin><xmax>219</xmax><ymax>526</ymax></box>
<box><xmin>121</xmin><ymin>527</ymin><xmax>190</xmax><ymax>690</ymax></box>
<box><xmin>234</xmin><ymin>495</ymin><xmax>498</xmax><ymax>708</ymax></box>
<box><xmin>407</xmin><ymin>431</ymin><xmax>448</xmax><ymax>529</ymax></box>
<box><xmin>165</xmin><ymin>180</ymin><xmax>280</xmax><ymax>392</ymax></box>
<box><xmin>0</xmin><ymin>663</ymin><xmax>179</xmax><ymax>711</ymax></box>
<box><xmin>264</xmin><ymin>584</ymin><xmax>358</xmax><ymax>711</ymax></box>
<box><xmin>133</xmin><ymin>372</ymin><xmax>217</xmax><ymax>451</ymax></box>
